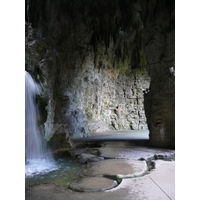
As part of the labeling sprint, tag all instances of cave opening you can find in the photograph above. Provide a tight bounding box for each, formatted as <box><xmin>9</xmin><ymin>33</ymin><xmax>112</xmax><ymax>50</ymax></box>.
<box><xmin>25</xmin><ymin>1</ymin><xmax>175</xmax><ymax>198</ymax></box>
<box><xmin>25</xmin><ymin>0</ymin><xmax>174</xmax><ymax>150</ymax></box>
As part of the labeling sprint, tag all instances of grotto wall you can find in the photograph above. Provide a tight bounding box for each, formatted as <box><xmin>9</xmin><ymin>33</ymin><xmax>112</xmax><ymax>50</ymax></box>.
<box><xmin>25</xmin><ymin>0</ymin><xmax>175</xmax><ymax>149</ymax></box>
<box><xmin>142</xmin><ymin>0</ymin><xmax>175</xmax><ymax>148</ymax></box>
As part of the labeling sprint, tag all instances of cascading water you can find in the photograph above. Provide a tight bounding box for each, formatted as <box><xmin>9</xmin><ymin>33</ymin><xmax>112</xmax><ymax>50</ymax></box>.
<box><xmin>25</xmin><ymin>71</ymin><xmax>58</xmax><ymax>177</ymax></box>
<box><xmin>25</xmin><ymin>71</ymin><xmax>43</xmax><ymax>159</ymax></box>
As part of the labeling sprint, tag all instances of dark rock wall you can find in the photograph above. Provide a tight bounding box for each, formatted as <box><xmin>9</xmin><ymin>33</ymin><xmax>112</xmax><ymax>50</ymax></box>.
<box><xmin>25</xmin><ymin>0</ymin><xmax>175</xmax><ymax>149</ymax></box>
<box><xmin>142</xmin><ymin>0</ymin><xmax>175</xmax><ymax>148</ymax></box>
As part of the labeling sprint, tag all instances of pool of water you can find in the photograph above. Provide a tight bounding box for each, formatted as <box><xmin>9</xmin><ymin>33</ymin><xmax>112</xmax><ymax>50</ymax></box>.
<box><xmin>25</xmin><ymin>153</ymin><xmax>84</xmax><ymax>188</ymax></box>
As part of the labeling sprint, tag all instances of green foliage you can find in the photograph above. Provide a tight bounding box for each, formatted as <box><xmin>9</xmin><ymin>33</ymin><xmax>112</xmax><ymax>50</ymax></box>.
<box><xmin>85</xmin><ymin>107</ymin><xmax>93</xmax><ymax>121</ymax></box>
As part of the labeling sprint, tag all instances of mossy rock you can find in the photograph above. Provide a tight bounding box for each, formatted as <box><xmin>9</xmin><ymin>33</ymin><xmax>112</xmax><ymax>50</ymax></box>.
<box><xmin>85</xmin><ymin>107</ymin><xmax>93</xmax><ymax>121</ymax></box>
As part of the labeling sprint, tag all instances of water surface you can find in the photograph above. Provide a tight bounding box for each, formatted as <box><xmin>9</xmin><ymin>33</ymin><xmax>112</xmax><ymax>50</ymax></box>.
<box><xmin>25</xmin><ymin>153</ymin><xmax>83</xmax><ymax>188</ymax></box>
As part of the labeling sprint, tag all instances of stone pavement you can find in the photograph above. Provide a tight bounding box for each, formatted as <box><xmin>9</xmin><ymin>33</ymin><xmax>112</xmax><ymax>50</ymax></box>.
<box><xmin>26</xmin><ymin>131</ymin><xmax>175</xmax><ymax>200</ymax></box>
<box><xmin>26</xmin><ymin>160</ymin><xmax>174</xmax><ymax>200</ymax></box>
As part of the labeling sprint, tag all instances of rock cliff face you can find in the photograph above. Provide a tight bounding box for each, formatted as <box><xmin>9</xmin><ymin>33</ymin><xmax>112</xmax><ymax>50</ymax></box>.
<box><xmin>142</xmin><ymin>0</ymin><xmax>175</xmax><ymax>148</ymax></box>
<box><xmin>25</xmin><ymin>0</ymin><xmax>175</xmax><ymax>149</ymax></box>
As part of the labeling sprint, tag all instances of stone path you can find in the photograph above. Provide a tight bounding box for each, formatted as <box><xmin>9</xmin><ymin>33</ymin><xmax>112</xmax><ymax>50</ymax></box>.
<box><xmin>82</xmin><ymin>159</ymin><xmax>147</xmax><ymax>179</ymax></box>
<box><xmin>69</xmin><ymin>177</ymin><xmax>118</xmax><ymax>192</ymax></box>
<box><xmin>26</xmin><ymin>141</ymin><xmax>175</xmax><ymax>200</ymax></box>
<box><xmin>97</xmin><ymin>142</ymin><xmax>175</xmax><ymax>160</ymax></box>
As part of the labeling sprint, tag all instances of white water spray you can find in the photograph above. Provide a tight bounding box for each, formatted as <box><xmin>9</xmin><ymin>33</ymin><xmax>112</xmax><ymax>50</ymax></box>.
<box><xmin>25</xmin><ymin>71</ymin><xmax>44</xmax><ymax>159</ymax></box>
<box><xmin>25</xmin><ymin>71</ymin><xmax>57</xmax><ymax>177</ymax></box>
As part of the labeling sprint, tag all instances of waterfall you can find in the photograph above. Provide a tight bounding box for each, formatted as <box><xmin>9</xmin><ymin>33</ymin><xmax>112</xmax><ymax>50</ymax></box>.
<box><xmin>25</xmin><ymin>71</ymin><xmax>44</xmax><ymax>159</ymax></box>
<box><xmin>25</xmin><ymin>71</ymin><xmax>57</xmax><ymax>177</ymax></box>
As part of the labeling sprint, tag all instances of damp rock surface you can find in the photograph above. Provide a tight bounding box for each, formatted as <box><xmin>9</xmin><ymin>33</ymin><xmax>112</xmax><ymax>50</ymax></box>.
<box><xmin>25</xmin><ymin>142</ymin><xmax>175</xmax><ymax>200</ymax></box>
<box><xmin>98</xmin><ymin>142</ymin><xmax>175</xmax><ymax>160</ymax></box>
<box><xmin>69</xmin><ymin>177</ymin><xmax>118</xmax><ymax>192</ymax></box>
<box><xmin>26</xmin><ymin>160</ymin><xmax>175</xmax><ymax>200</ymax></box>
<box><xmin>77</xmin><ymin>153</ymin><xmax>104</xmax><ymax>163</ymax></box>
<box><xmin>82</xmin><ymin>159</ymin><xmax>147</xmax><ymax>179</ymax></box>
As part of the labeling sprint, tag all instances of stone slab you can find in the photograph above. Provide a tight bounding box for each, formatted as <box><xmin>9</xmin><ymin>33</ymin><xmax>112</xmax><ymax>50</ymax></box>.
<box><xmin>98</xmin><ymin>142</ymin><xmax>175</xmax><ymax>160</ymax></box>
<box><xmin>69</xmin><ymin>177</ymin><xmax>118</xmax><ymax>192</ymax></box>
<box><xmin>82</xmin><ymin>159</ymin><xmax>147</xmax><ymax>179</ymax></box>
<box><xmin>149</xmin><ymin>160</ymin><xmax>175</xmax><ymax>200</ymax></box>
<box><xmin>25</xmin><ymin>156</ymin><xmax>175</xmax><ymax>200</ymax></box>
<box><xmin>107</xmin><ymin>176</ymin><xmax>170</xmax><ymax>200</ymax></box>
<box><xmin>25</xmin><ymin>176</ymin><xmax>170</xmax><ymax>200</ymax></box>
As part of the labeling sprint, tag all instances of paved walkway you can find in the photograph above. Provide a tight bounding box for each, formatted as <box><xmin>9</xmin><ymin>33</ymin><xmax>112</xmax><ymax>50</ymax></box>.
<box><xmin>26</xmin><ymin>131</ymin><xmax>175</xmax><ymax>200</ymax></box>
<box><xmin>147</xmin><ymin>160</ymin><xmax>175</xmax><ymax>199</ymax></box>
<box><xmin>26</xmin><ymin>159</ymin><xmax>175</xmax><ymax>200</ymax></box>
<box><xmin>107</xmin><ymin>160</ymin><xmax>175</xmax><ymax>200</ymax></box>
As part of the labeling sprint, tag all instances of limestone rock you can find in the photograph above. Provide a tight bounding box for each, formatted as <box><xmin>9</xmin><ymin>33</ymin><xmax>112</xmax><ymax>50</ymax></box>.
<box><xmin>143</xmin><ymin>0</ymin><xmax>175</xmax><ymax>148</ymax></box>
<box><xmin>25</xmin><ymin>0</ymin><xmax>174</xmax><ymax>150</ymax></box>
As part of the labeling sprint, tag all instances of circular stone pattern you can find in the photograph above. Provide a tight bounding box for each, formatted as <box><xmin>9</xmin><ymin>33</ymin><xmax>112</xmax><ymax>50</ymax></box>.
<box><xmin>69</xmin><ymin>177</ymin><xmax>118</xmax><ymax>192</ymax></box>
<box><xmin>83</xmin><ymin>159</ymin><xmax>147</xmax><ymax>178</ymax></box>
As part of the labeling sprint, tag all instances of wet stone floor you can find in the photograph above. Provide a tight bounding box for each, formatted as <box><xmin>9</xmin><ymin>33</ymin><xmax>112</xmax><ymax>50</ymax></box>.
<box><xmin>25</xmin><ymin>141</ymin><xmax>175</xmax><ymax>200</ymax></box>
